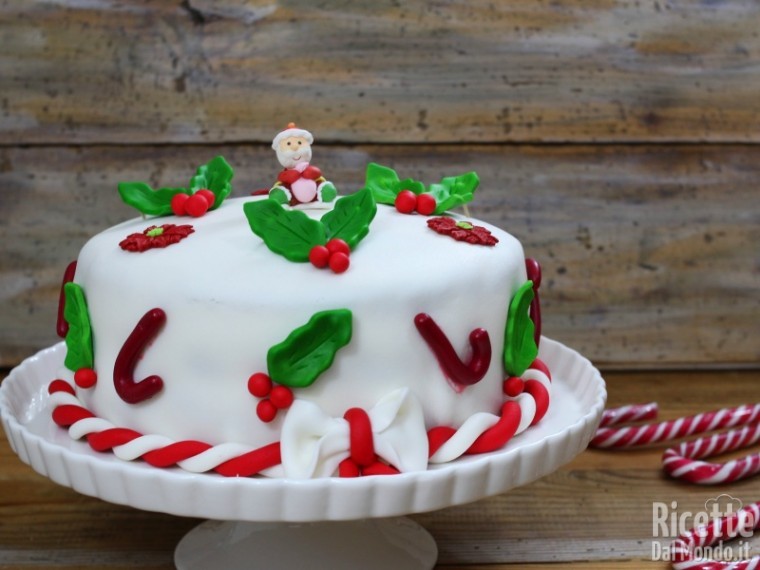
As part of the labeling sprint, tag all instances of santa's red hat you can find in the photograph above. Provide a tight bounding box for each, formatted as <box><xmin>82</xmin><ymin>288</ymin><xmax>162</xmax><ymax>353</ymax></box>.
<box><xmin>272</xmin><ymin>122</ymin><xmax>314</xmax><ymax>150</ymax></box>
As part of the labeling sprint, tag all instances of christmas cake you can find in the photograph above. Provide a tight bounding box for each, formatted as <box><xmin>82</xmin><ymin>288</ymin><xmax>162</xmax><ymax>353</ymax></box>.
<box><xmin>48</xmin><ymin>125</ymin><xmax>552</xmax><ymax>479</ymax></box>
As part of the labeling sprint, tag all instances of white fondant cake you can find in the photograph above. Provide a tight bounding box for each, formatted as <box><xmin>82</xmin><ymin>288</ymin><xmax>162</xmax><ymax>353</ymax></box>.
<box><xmin>51</xmin><ymin>192</ymin><xmax>552</xmax><ymax>479</ymax></box>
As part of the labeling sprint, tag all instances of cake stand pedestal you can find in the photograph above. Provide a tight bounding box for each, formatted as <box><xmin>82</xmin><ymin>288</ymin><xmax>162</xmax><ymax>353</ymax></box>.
<box><xmin>174</xmin><ymin>518</ymin><xmax>437</xmax><ymax>569</ymax></box>
<box><xmin>0</xmin><ymin>338</ymin><xmax>605</xmax><ymax>569</ymax></box>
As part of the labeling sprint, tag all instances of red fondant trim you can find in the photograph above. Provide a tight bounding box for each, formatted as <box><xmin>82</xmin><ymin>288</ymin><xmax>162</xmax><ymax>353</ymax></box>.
<box><xmin>529</xmin><ymin>358</ymin><xmax>552</xmax><ymax>381</ymax></box>
<box><xmin>466</xmin><ymin>401</ymin><xmax>522</xmax><ymax>454</ymax></box>
<box><xmin>49</xmin><ymin>379</ymin><xmax>76</xmax><ymax>396</ymax></box>
<box><xmin>427</xmin><ymin>426</ymin><xmax>457</xmax><ymax>457</ymax></box>
<box><xmin>88</xmin><ymin>428</ymin><xmax>141</xmax><ymax>451</ymax></box>
<box><xmin>143</xmin><ymin>441</ymin><xmax>212</xmax><ymax>468</ymax></box>
<box><xmin>362</xmin><ymin>462</ymin><xmax>400</xmax><ymax>476</ymax></box>
<box><xmin>113</xmin><ymin>308</ymin><xmax>166</xmax><ymax>404</ymax></box>
<box><xmin>414</xmin><ymin>313</ymin><xmax>491</xmax><ymax>389</ymax></box>
<box><xmin>56</xmin><ymin>261</ymin><xmax>78</xmax><ymax>338</ymax></box>
<box><xmin>49</xmin><ymin>379</ymin><xmax>282</xmax><ymax>477</ymax></box>
<box><xmin>215</xmin><ymin>443</ymin><xmax>282</xmax><ymax>477</ymax></box>
<box><xmin>525</xmin><ymin>258</ymin><xmax>542</xmax><ymax>347</ymax></box>
<box><xmin>52</xmin><ymin>404</ymin><xmax>95</xmax><ymax>426</ymax></box>
<box><xmin>339</xmin><ymin>458</ymin><xmax>361</xmax><ymax>478</ymax></box>
<box><xmin>344</xmin><ymin>408</ymin><xmax>375</xmax><ymax>467</ymax></box>
<box><xmin>524</xmin><ymin>379</ymin><xmax>550</xmax><ymax>426</ymax></box>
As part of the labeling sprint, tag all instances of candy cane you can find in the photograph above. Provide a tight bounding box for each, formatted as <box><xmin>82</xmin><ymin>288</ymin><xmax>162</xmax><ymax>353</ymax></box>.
<box><xmin>599</xmin><ymin>402</ymin><xmax>659</xmax><ymax>428</ymax></box>
<box><xmin>590</xmin><ymin>404</ymin><xmax>760</xmax><ymax>449</ymax></box>
<box><xmin>662</xmin><ymin>423</ymin><xmax>760</xmax><ymax>485</ymax></box>
<box><xmin>670</xmin><ymin>501</ymin><xmax>760</xmax><ymax>570</ymax></box>
<box><xmin>593</xmin><ymin>401</ymin><xmax>760</xmax><ymax>569</ymax></box>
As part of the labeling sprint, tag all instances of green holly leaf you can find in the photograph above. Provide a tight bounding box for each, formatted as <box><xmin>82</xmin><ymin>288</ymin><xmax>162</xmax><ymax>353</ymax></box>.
<box><xmin>267</xmin><ymin>309</ymin><xmax>353</xmax><ymax>388</ymax></box>
<box><xmin>429</xmin><ymin>171</ymin><xmax>480</xmax><ymax>214</ymax></box>
<box><xmin>503</xmin><ymin>280</ymin><xmax>538</xmax><ymax>377</ymax></box>
<box><xmin>394</xmin><ymin>177</ymin><xmax>426</xmax><ymax>196</ymax></box>
<box><xmin>63</xmin><ymin>282</ymin><xmax>94</xmax><ymax>372</ymax></box>
<box><xmin>321</xmin><ymin>188</ymin><xmax>377</xmax><ymax>249</ymax></box>
<box><xmin>362</xmin><ymin>163</ymin><xmax>401</xmax><ymax>205</ymax></box>
<box><xmin>189</xmin><ymin>156</ymin><xmax>234</xmax><ymax>210</ymax></box>
<box><xmin>243</xmin><ymin>198</ymin><xmax>326</xmax><ymax>262</ymax></box>
<box><xmin>117</xmin><ymin>182</ymin><xmax>188</xmax><ymax>216</ymax></box>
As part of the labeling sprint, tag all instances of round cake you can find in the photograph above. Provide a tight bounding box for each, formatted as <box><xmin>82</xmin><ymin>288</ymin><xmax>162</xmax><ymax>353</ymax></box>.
<box><xmin>49</xmin><ymin>151</ymin><xmax>551</xmax><ymax>479</ymax></box>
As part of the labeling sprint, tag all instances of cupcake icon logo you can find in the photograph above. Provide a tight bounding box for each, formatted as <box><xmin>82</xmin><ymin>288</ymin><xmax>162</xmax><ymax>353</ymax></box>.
<box><xmin>704</xmin><ymin>494</ymin><xmax>743</xmax><ymax>518</ymax></box>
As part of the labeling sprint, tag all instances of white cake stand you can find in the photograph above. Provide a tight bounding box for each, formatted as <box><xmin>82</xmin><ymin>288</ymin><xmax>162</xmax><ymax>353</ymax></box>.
<box><xmin>0</xmin><ymin>338</ymin><xmax>605</xmax><ymax>569</ymax></box>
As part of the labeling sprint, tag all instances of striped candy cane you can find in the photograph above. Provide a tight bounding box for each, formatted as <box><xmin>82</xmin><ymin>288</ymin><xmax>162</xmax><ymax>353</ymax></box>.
<box><xmin>591</xmin><ymin>404</ymin><xmax>760</xmax><ymax>449</ymax></box>
<box><xmin>662</xmin><ymin>423</ymin><xmax>760</xmax><ymax>485</ymax></box>
<box><xmin>670</xmin><ymin>501</ymin><xmax>760</xmax><ymax>570</ymax></box>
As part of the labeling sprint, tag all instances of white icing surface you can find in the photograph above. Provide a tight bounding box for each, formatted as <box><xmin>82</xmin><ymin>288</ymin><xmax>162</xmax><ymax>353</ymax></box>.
<box><xmin>73</xmin><ymin>197</ymin><xmax>528</xmax><ymax>452</ymax></box>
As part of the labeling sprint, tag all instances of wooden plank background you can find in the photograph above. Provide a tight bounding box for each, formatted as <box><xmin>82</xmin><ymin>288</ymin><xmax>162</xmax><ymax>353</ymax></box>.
<box><xmin>1</xmin><ymin>0</ymin><xmax>759</xmax><ymax>368</ymax></box>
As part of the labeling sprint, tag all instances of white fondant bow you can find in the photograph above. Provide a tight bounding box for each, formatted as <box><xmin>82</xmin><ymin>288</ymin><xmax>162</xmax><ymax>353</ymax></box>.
<box><xmin>280</xmin><ymin>388</ymin><xmax>429</xmax><ymax>479</ymax></box>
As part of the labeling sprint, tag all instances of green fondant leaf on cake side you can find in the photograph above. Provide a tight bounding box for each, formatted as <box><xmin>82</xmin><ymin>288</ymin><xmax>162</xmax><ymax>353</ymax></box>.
<box><xmin>503</xmin><ymin>281</ymin><xmax>538</xmax><ymax>377</ymax></box>
<box><xmin>428</xmin><ymin>172</ymin><xmax>480</xmax><ymax>215</ymax></box>
<box><xmin>321</xmin><ymin>188</ymin><xmax>377</xmax><ymax>249</ymax></box>
<box><xmin>63</xmin><ymin>282</ymin><xmax>94</xmax><ymax>372</ymax></box>
<box><xmin>267</xmin><ymin>310</ymin><xmax>353</xmax><ymax>388</ymax></box>
<box><xmin>118</xmin><ymin>183</ymin><xmax>189</xmax><ymax>217</ymax></box>
<box><xmin>189</xmin><ymin>156</ymin><xmax>234</xmax><ymax>210</ymax></box>
<box><xmin>362</xmin><ymin>162</ymin><xmax>401</xmax><ymax>205</ymax></box>
<box><xmin>243</xmin><ymin>199</ymin><xmax>327</xmax><ymax>262</ymax></box>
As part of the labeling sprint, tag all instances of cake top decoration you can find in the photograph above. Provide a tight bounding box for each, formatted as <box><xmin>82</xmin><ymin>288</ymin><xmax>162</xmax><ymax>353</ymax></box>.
<box><xmin>117</xmin><ymin>156</ymin><xmax>234</xmax><ymax>218</ymax></box>
<box><xmin>361</xmin><ymin>162</ymin><xmax>480</xmax><ymax>216</ymax></box>
<box><xmin>268</xmin><ymin>122</ymin><xmax>337</xmax><ymax>206</ymax></box>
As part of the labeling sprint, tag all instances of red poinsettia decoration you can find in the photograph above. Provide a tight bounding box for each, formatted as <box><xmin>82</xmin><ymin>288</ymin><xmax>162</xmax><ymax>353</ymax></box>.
<box><xmin>427</xmin><ymin>217</ymin><xmax>498</xmax><ymax>246</ymax></box>
<box><xmin>119</xmin><ymin>224</ymin><xmax>195</xmax><ymax>253</ymax></box>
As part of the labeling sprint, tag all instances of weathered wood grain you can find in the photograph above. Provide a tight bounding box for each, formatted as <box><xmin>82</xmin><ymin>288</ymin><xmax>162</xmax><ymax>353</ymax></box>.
<box><xmin>2</xmin><ymin>0</ymin><xmax>760</xmax><ymax>144</ymax></box>
<box><xmin>2</xmin><ymin>143</ymin><xmax>758</xmax><ymax>368</ymax></box>
<box><xmin>1</xmin><ymin>370</ymin><xmax>757</xmax><ymax>568</ymax></box>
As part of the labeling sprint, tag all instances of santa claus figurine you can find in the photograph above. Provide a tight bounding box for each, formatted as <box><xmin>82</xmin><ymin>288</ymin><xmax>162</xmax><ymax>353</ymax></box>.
<box><xmin>269</xmin><ymin>123</ymin><xmax>337</xmax><ymax>206</ymax></box>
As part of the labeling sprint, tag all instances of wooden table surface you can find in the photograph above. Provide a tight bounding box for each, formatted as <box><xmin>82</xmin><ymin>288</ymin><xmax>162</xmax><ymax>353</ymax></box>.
<box><xmin>1</xmin><ymin>368</ymin><xmax>758</xmax><ymax>569</ymax></box>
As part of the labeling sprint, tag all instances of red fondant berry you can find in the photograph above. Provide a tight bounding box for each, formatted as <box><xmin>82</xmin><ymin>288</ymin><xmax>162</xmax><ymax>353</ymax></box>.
<box><xmin>309</xmin><ymin>245</ymin><xmax>331</xmax><ymax>268</ymax></box>
<box><xmin>394</xmin><ymin>190</ymin><xmax>417</xmax><ymax>214</ymax></box>
<box><xmin>503</xmin><ymin>376</ymin><xmax>525</xmax><ymax>397</ymax></box>
<box><xmin>74</xmin><ymin>368</ymin><xmax>97</xmax><ymax>389</ymax></box>
<box><xmin>270</xmin><ymin>385</ymin><xmax>294</xmax><ymax>409</ymax></box>
<box><xmin>415</xmin><ymin>193</ymin><xmax>437</xmax><ymax>216</ymax></box>
<box><xmin>329</xmin><ymin>251</ymin><xmax>350</xmax><ymax>274</ymax></box>
<box><xmin>326</xmin><ymin>238</ymin><xmax>350</xmax><ymax>257</ymax></box>
<box><xmin>256</xmin><ymin>399</ymin><xmax>277</xmax><ymax>423</ymax></box>
<box><xmin>248</xmin><ymin>373</ymin><xmax>273</xmax><ymax>398</ymax></box>
<box><xmin>171</xmin><ymin>193</ymin><xmax>189</xmax><ymax>216</ymax></box>
<box><xmin>195</xmin><ymin>189</ymin><xmax>216</xmax><ymax>208</ymax></box>
<box><xmin>185</xmin><ymin>193</ymin><xmax>210</xmax><ymax>218</ymax></box>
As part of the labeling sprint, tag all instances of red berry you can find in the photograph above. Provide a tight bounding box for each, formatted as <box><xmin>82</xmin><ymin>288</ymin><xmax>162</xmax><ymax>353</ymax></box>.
<box><xmin>74</xmin><ymin>368</ymin><xmax>97</xmax><ymax>389</ymax></box>
<box><xmin>415</xmin><ymin>193</ymin><xmax>437</xmax><ymax>216</ymax></box>
<box><xmin>395</xmin><ymin>190</ymin><xmax>417</xmax><ymax>214</ymax></box>
<box><xmin>171</xmin><ymin>193</ymin><xmax>189</xmax><ymax>216</ymax></box>
<box><xmin>309</xmin><ymin>245</ymin><xmax>331</xmax><ymax>268</ymax></box>
<box><xmin>329</xmin><ymin>251</ymin><xmax>350</xmax><ymax>274</ymax></box>
<box><xmin>326</xmin><ymin>238</ymin><xmax>350</xmax><ymax>256</ymax></box>
<box><xmin>247</xmin><ymin>373</ymin><xmax>272</xmax><ymax>398</ymax></box>
<box><xmin>256</xmin><ymin>399</ymin><xmax>277</xmax><ymax>423</ymax></box>
<box><xmin>195</xmin><ymin>189</ymin><xmax>216</xmax><ymax>208</ymax></box>
<box><xmin>185</xmin><ymin>193</ymin><xmax>210</xmax><ymax>217</ymax></box>
<box><xmin>270</xmin><ymin>386</ymin><xmax>294</xmax><ymax>409</ymax></box>
<box><xmin>503</xmin><ymin>377</ymin><xmax>525</xmax><ymax>397</ymax></box>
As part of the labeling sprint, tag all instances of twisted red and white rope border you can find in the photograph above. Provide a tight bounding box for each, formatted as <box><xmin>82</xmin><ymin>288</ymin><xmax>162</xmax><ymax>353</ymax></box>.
<box><xmin>48</xmin><ymin>358</ymin><xmax>552</xmax><ymax>478</ymax></box>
